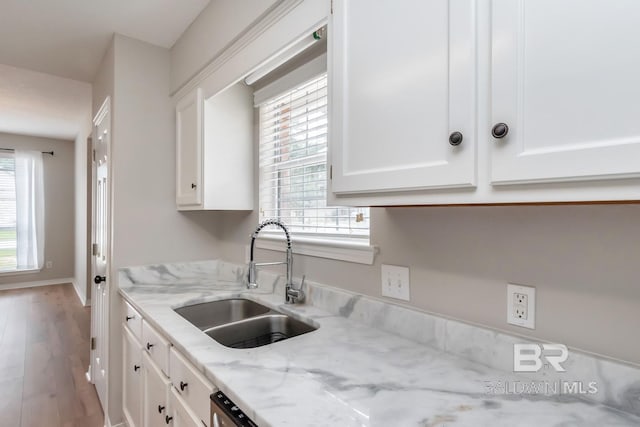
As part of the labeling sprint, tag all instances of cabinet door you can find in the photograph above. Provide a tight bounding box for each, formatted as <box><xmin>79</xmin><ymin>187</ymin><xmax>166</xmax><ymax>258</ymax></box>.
<box><xmin>169</xmin><ymin>387</ymin><xmax>205</xmax><ymax>427</ymax></box>
<box><xmin>143</xmin><ymin>353</ymin><xmax>171</xmax><ymax>427</ymax></box>
<box><xmin>491</xmin><ymin>0</ymin><xmax>640</xmax><ymax>185</ymax></box>
<box><xmin>176</xmin><ymin>88</ymin><xmax>203</xmax><ymax>207</ymax></box>
<box><xmin>123</xmin><ymin>326</ymin><xmax>143</xmax><ymax>427</ymax></box>
<box><xmin>330</xmin><ymin>0</ymin><xmax>477</xmax><ymax>194</ymax></box>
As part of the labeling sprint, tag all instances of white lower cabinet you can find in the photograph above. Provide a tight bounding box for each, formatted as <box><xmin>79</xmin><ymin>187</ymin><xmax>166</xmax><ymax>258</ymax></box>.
<box><xmin>123</xmin><ymin>325</ymin><xmax>143</xmax><ymax>427</ymax></box>
<box><xmin>122</xmin><ymin>298</ymin><xmax>216</xmax><ymax>427</ymax></box>
<box><xmin>143</xmin><ymin>352</ymin><xmax>171</xmax><ymax>427</ymax></box>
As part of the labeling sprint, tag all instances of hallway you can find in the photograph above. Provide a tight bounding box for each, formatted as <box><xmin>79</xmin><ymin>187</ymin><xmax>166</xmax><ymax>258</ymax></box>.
<box><xmin>0</xmin><ymin>284</ymin><xmax>103</xmax><ymax>427</ymax></box>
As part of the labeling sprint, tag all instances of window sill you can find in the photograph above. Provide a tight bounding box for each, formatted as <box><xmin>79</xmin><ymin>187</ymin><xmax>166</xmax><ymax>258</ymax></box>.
<box><xmin>254</xmin><ymin>234</ymin><xmax>377</xmax><ymax>265</ymax></box>
<box><xmin>0</xmin><ymin>268</ymin><xmax>42</xmax><ymax>277</ymax></box>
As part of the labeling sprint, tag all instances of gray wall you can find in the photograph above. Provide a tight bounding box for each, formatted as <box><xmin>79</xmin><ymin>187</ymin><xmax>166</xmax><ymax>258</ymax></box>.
<box><xmin>0</xmin><ymin>133</ymin><xmax>75</xmax><ymax>287</ymax></box>
<box><xmin>170</xmin><ymin>0</ymin><xmax>278</xmax><ymax>92</ymax></box>
<box><xmin>212</xmin><ymin>202</ymin><xmax>640</xmax><ymax>366</ymax></box>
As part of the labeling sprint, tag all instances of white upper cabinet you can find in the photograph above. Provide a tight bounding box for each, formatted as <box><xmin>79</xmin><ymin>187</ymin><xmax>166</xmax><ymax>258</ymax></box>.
<box><xmin>176</xmin><ymin>88</ymin><xmax>203</xmax><ymax>207</ymax></box>
<box><xmin>329</xmin><ymin>0</ymin><xmax>477</xmax><ymax>194</ymax></box>
<box><xmin>175</xmin><ymin>83</ymin><xmax>254</xmax><ymax>211</ymax></box>
<box><xmin>491</xmin><ymin>0</ymin><xmax>640</xmax><ymax>185</ymax></box>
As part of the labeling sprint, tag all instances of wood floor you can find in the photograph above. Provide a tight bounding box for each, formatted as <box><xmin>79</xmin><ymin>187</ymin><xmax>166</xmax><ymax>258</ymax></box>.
<box><xmin>0</xmin><ymin>284</ymin><xmax>104</xmax><ymax>427</ymax></box>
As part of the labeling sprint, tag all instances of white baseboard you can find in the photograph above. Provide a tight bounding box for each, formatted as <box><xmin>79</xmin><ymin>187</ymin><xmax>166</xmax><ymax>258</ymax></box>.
<box><xmin>71</xmin><ymin>279</ymin><xmax>89</xmax><ymax>306</ymax></box>
<box><xmin>106</xmin><ymin>418</ymin><xmax>126</xmax><ymax>427</ymax></box>
<box><xmin>0</xmin><ymin>277</ymin><xmax>75</xmax><ymax>291</ymax></box>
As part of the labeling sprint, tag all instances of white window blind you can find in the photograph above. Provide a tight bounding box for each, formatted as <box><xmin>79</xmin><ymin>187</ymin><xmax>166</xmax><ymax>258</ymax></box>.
<box><xmin>259</xmin><ymin>73</ymin><xmax>370</xmax><ymax>238</ymax></box>
<box><xmin>0</xmin><ymin>153</ymin><xmax>17</xmax><ymax>271</ymax></box>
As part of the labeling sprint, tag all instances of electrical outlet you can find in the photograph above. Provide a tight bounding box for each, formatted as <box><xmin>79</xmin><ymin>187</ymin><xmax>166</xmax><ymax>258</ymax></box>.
<box><xmin>507</xmin><ymin>283</ymin><xmax>535</xmax><ymax>329</ymax></box>
<box><xmin>45</xmin><ymin>261</ymin><xmax>53</xmax><ymax>269</ymax></box>
<box><xmin>381</xmin><ymin>264</ymin><xmax>410</xmax><ymax>301</ymax></box>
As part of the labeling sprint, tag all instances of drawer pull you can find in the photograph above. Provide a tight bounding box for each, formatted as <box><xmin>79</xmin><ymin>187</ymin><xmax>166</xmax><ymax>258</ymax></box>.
<box><xmin>146</xmin><ymin>342</ymin><xmax>154</xmax><ymax>350</ymax></box>
<box><xmin>179</xmin><ymin>381</ymin><xmax>188</xmax><ymax>391</ymax></box>
<box><xmin>158</xmin><ymin>405</ymin><xmax>165</xmax><ymax>414</ymax></box>
<box><xmin>165</xmin><ymin>415</ymin><xmax>173</xmax><ymax>424</ymax></box>
<box><xmin>125</xmin><ymin>315</ymin><xmax>134</xmax><ymax>321</ymax></box>
<box><xmin>133</xmin><ymin>365</ymin><xmax>140</xmax><ymax>372</ymax></box>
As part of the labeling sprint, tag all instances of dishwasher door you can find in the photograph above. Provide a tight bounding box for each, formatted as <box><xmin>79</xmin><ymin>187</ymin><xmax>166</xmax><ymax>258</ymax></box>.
<box><xmin>211</xmin><ymin>391</ymin><xmax>258</xmax><ymax>427</ymax></box>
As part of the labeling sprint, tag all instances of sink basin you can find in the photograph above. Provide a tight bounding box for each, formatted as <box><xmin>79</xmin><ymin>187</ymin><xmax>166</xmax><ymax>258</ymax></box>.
<box><xmin>174</xmin><ymin>298</ymin><xmax>271</xmax><ymax>330</ymax></box>
<box><xmin>205</xmin><ymin>314</ymin><xmax>317</xmax><ymax>349</ymax></box>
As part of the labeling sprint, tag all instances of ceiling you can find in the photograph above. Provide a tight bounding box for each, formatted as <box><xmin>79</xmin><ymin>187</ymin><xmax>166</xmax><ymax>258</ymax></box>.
<box><xmin>0</xmin><ymin>0</ymin><xmax>210</xmax><ymax>140</ymax></box>
<box><xmin>0</xmin><ymin>0</ymin><xmax>210</xmax><ymax>82</ymax></box>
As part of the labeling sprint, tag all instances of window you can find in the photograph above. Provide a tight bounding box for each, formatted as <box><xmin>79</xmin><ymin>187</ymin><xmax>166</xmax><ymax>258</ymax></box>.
<box><xmin>258</xmin><ymin>73</ymin><xmax>370</xmax><ymax>241</ymax></box>
<box><xmin>0</xmin><ymin>150</ymin><xmax>45</xmax><ymax>273</ymax></box>
<box><xmin>0</xmin><ymin>154</ymin><xmax>17</xmax><ymax>271</ymax></box>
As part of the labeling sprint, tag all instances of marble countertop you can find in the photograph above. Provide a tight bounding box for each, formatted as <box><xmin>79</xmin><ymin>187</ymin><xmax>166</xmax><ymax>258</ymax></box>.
<box><xmin>119</xmin><ymin>260</ymin><xmax>640</xmax><ymax>426</ymax></box>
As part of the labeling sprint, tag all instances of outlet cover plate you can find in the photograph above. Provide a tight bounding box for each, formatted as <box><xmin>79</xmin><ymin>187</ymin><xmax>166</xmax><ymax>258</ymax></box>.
<box><xmin>507</xmin><ymin>283</ymin><xmax>535</xmax><ymax>329</ymax></box>
<box><xmin>381</xmin><ymin>264</ymin><xmax>410</xmax><ymax>301</ymax></box>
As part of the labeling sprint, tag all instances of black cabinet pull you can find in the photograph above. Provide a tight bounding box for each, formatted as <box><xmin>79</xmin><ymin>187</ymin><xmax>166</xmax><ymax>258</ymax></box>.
<box><xmin>133</xmin><ymin>365</ymin><xmax>140</xmax><ymax>372</ymax></box>
<box><xmin>191</xmin><ymin>183</ymin><xmax>197</xmax><ymax>189</ymax></box>
<box><xmin>491</xmin><ymin>123</ymin><xmax>509</xmax><ymax>139</ymax></box>
<box><xmin>165</xmin><ymin>415</ymin><xmax>173</xmax><ymax>424</ymax></box>
<box><xmin>125</xmin><ymin>315</ymin><xmax>134</xmax><ymax>321</ymax></box>
<box><xmin>179</xmin><ymin>381</ymin><xmax>188</xmax><ymax>391</ymax></box>
<box><xmin>146</xmin><ymin>342</ymin><xmax>154</xmax><ymax>350</ymax></box>
<box><xmin>94</xmin><ymin>275</ymin><xmax>106</xmax><ymax>284</ymax></box>
<box><xmin>449</xmin><ymin>131</ymin><xmax>463</xmax><ymax>146</ymax></box>
<box><xmin>158</xmin><ymin>405</ymin><xmax>165</xmax><ymax>414</ymax></box>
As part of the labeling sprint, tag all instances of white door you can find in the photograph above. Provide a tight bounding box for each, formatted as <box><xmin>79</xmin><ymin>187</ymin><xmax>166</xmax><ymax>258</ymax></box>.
<box><xmin>142</xmin><ymin>353</ymin><xmax>171</xmax><ymax>427</ymax></box>
<box><xmin>169</xmin><ymin>388</ymin><xmax>203</xmax><ymax>427</ymax></box>
<box><xmin>176</xmin><ymin>88</ymin><xmax>203</xmax><ymax>207</ymax></box>
<box><xmin>329</xmin><ymin>0</ymin><xmax>477</xmax><ymax>194</ymax></box>
<box><xmin>90</xmin><ymin>97</ymin><xmax>111</xmax><ymax>411</ymax></box>
<box><xmin>491</xmin><ymin>0</ymin><xmax>640</xmax><ymax>184</ymax></box>
<box><xmin>123</xmin><ymin>327</ymin><xmax>143</xmax><ymax>427</ymax></box>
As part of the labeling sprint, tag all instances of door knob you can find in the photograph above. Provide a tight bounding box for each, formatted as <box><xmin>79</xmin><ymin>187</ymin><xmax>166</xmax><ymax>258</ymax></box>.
<box><xmin>94</xmin><ymin>275</ymin><xmax>106</xmax><ymax>284</ymax></box>
<box><xmin>449</xmin><ymin>131</ymin><xmax>463</xmax><ymax>146</ymax></box>
<box><xmin>491</xmin><ymin>123</ymin><xmax>509</xmax><ymax>139</ymax></box>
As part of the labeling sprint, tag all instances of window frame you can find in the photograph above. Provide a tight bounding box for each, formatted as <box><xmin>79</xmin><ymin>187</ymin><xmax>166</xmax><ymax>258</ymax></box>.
<box><xmin>254</xmin><ymin>54</ymin><xmax>375</xmax><ymax>264</ymax></box>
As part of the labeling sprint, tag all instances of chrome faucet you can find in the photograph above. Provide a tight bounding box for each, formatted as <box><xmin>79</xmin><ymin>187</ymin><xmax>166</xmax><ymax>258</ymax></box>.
<box><xmin>247</xmin><ymin>219</ymin><xmax>305</xmax><ymax>304</ymax></box>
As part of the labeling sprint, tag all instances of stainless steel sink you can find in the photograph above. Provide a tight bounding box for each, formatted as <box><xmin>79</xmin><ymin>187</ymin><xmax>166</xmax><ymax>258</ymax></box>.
<box><xmin>205</xmin><ymin>314</ymin><xmax>317</xmax><ymax>349</ymax></box>
<box><xmin>175</xmin><ymin>298</ymin><xmax>317</xmax><ymax>348</ymax></box>
<box><xmin>174</xmin><ymin>298</ymin><xmax>271</xmax><ymax>330</ymax></box>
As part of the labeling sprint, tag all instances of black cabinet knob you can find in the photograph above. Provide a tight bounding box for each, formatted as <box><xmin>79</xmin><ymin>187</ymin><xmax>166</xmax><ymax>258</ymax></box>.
<box><xmin>191</xmin><ymin>183</ymin><xmax>197</xmax><ymax>189</ymax></box>
<box><xmin>146</xmin><ymin>342</ymin><xmax>154</xmax><ymax>350</ymax></box>
<box><xmin>133</xmin><ymin>365</ymin><xmax>140</xmax><ymax>372</ymax></box>
<box><xmin>449</xmin><ymin>131</ymin><xmax>463</xmax><ymax>146</ymax></box>
<box><xmin>94</xmin><ymin>275</ymin><xmax>106</xmax><ymax>284</ymax></box>
<box><xmin>491</xmin><ymin>123</ymin><xmax>509</xmax><ymax>139</ymax></box>
<box><xmin>179</xmin><ymin>381</ymin><xmax>188</xmax><ymax>391</ymax></box>
<box><xmin>165</xmin><ymin>415</ymin><xmax>173</xmax><ymax>424</ymax></box>
<box><xmin>125</xmin><ymin>315</ymin><xmax>134</xmax><ymax>321</ymax></box>
<box><xmin>158</xmin><ymin>405</ymin><xmax>165</xmax><ymax>414</ymax></box>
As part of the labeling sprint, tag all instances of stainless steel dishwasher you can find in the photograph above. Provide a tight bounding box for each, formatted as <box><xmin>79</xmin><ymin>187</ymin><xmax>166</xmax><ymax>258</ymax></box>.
<box><xmin>211</xmin><ymin>391</ymin><xmax>258</xmax><ymax>426</ymax></box>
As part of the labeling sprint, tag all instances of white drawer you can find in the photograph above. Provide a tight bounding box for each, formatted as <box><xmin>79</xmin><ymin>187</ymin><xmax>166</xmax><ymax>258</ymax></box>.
<box><xmin>142</xmin><ymin>320</ymin><xmax>171</xmax><ymax>377</ymax></box>
<box><xmin>124</xmin><ymin>300</ymin><xmax>143</xmax><ymax>342</ymax></box>
<box><xmin>169</xmin><ymin>347</ymin><xmax>215</xmax><ymax>427</ymax></box>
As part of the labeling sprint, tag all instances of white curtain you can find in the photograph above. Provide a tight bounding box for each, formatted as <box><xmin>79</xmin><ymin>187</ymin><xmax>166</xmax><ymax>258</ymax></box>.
<box><xmin>14</xmin><ymin>150</ymin><xmax>44</xmax><ymax>270</ymax></box>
